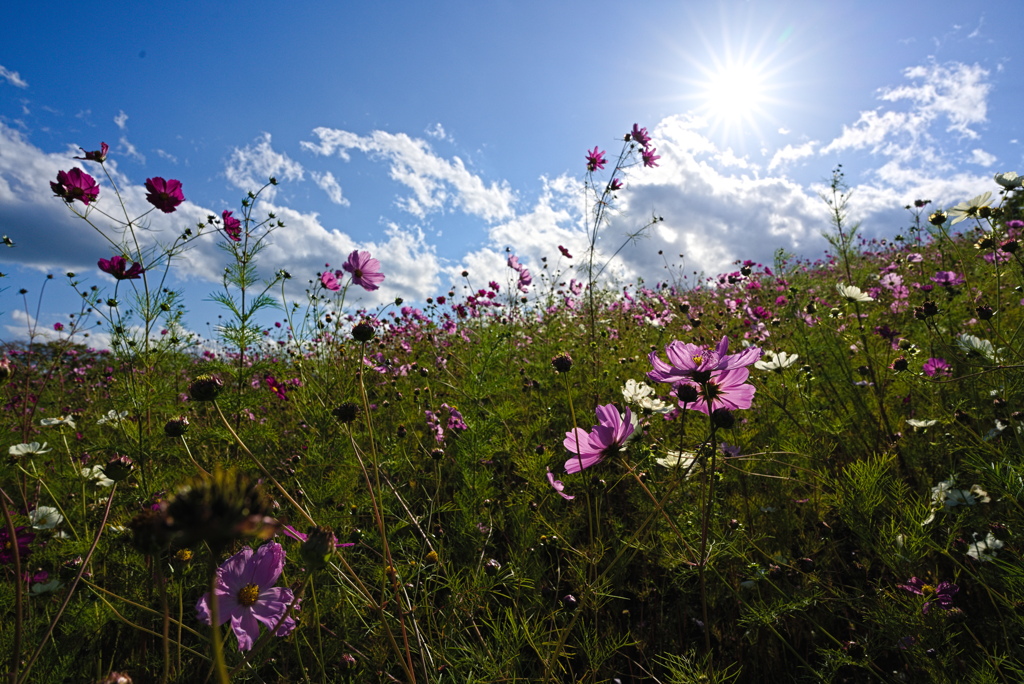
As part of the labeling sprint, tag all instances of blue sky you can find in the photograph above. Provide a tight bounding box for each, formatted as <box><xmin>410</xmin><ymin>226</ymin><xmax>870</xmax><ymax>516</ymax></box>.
<box><xmin>1</xmin><ymin>1</ymin><xmax>1019</xmax><ymax>347</ymax></box>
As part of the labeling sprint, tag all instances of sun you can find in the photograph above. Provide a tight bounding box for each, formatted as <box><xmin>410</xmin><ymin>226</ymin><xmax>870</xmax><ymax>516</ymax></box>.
<box><xmin>695</xmin><ymin>57</ymin><xmax>773</xmax><ymax>141</ymax></box>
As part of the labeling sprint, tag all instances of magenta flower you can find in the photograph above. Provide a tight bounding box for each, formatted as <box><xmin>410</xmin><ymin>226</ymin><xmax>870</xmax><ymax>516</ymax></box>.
<box><xmin>679</xmin><ymin>367</ymin><xmax>758</xmax><ymax>415</ymax></box>
<box><xmin>342</xmin><ymin>250</ymin><xmax>385</xmax><ymax>291</ymax></box>
<box><xmin>51</xmin><ymin>168</ymin><xmax>100</xmax><ymax>205</ymax></box>
<box><xmin>922</xmin><ymin>357</ymin><xmax>951</xmax><ymax>377</ymax></box>
<box><xmin>641</xmin><ymin>147</ymin><xmax>661</xmax><ymax>168</ymax></box>
<box><xmin>265</xmin><ymin>376</ymin><xmax>288</xmax><ymax>401</ymax></box>
<box><xmin>648</xmin><ymin>336</ymin><xmax>762</xmax><ymax>386</ymax></box>
<box><xmin>0</xmin><ymin>526</ymin><xmax>35</xmax><ymax>565</ymax></box>
<box><xmin>608</xmin><ymin>178</ymin><xmax>623</xmax><ymax>191</ymax></box>
<box><xmin>74</xmin><ymin>142</ymin><xmax>109</xmax><ymax>163</ymax></box>
<box><xmin>222</xmin><ymin>210</ymin><xmax>242</xmax><ymax>242</ymax></box>
<box><xmin>899</xmin><ymin>577</ymin><xmax>959</xmax><ymax>614</ymax></box>
<box><xmin>517</xmin><ymin>267</ymin><xmax>533</xmax><ymax>293</ymax></box>
<box><xmin>546</xmin><ymin>469</ymin><xmax>575</xmax><ymax>500</ymax></box>
<box><xmin>563</xmin><ymin>404</ymin><xmax>637</xmax><ymax>474</ymax></box>
<box><xmin>586</xmin><ymin>146</ymin><xmax>607</xmax><ymax>172</ymax></box>
<box><xmin>630</xmin><ymin>124</ymin><xmax>651</xmax><ymax>148</ymax></box>
<box><xmin>558</xmin><ymin>245</ymin><xmax>573</xmax><ymax>259</ymax></box>
<box><xmin>98</xmin><ymin>255</ymin><xmax>145</xmax><ymax>280</ymax></box>
<box><xmin>930</xmin><ymin>271</ymin><xmax>964</xmax><ymax>287</ymax></box>
<box><xmin>320</xmin><ymin>270</ymin><xmax>341</xmax><ymax>291</ymax></box>
<box><xmin>196</xmin><ymin>542</ymin><xmax>299</xmax><ymax>651</ymax></box>
<box><xmin>144</xmin><ymin>177</ymin><xmax>185</xmax><ymax>213</ymax></box>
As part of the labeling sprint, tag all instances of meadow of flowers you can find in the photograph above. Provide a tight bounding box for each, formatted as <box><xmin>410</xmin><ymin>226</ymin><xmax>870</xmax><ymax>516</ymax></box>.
<box><xmin>3</xmin><ymin>131</ymin><xmax>1024</xmax><ymax>683</ymax></box>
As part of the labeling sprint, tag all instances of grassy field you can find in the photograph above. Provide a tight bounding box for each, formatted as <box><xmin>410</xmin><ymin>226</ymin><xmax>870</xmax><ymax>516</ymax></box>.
<box><xmin>4</xmin><ymin>144</ymin><xmax>1024</xmax><ymax>683</ymax></box>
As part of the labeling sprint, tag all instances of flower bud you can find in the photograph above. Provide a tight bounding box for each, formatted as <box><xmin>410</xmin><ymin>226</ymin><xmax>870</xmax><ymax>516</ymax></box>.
<box><xmin>332</xmin><ymin>402</ymin><xmax>359</xmax><ymax>424</ymax></box>
<box><xmin>188</xmin><ymin>374</ymin><xmax>223</xmax><ymax>402</ymax></box>
<box><xmin>128</xmin><ymin>508</ymin><xmax>170</xmax><ymax>555</ymax></box>
<box><xmin>551</xmin><ymin>353</ymin><xmax>573</xmax><ymax>374</ymax></box>
<box><xmin>711</xmin><ymin>408</ymin><xmax>735</xmax><ymax>429</ymax></box>
<box><xmin>675</xmin><ymin>383</ymin><xmax>700</xmax><ymax>404</ymax></box>
<box><xmin>164</xmin><ymin>416</ymin><xmax>190</xmax><ymax>437</ymax></box>
<box><xmin>300</xmin><ymin>526</ymin><xmax>337</xmax><ymax>571</ymax></box>
<box><xmin>351</xmin><ymin>320</ymin><xmax>375</xmax><ymax>342</ymax></box>
<box><xmin>104</xmin><ymin>454</ymin><xmax>135</xmax><ymax>482</ymax></box>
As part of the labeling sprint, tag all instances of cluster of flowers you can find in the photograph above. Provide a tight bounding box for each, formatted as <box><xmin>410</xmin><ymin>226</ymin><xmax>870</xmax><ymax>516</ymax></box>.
<box><xmin>51</xmin><ymin>142</ymin><xmax>248</xmax><ymax>284</ymax></box>
<box><xmin>548</xmin><ymin>336</ymin><xmax>761</xmax><ymax>499</ymax></box>
<box><xmin>320</xmin><ymin>250</ymin><xmax>386</xmax><ymax>292</ymax></box>
<box><xmin>425</xmin><ymin>404</ymin><xmax>469</xmax><ymax>444</ymax></box>
<box><xmin>507</xmin><ymin>254</ymin><xmax>532</xmax><ymax>294</ymax></box>
<box><xmin>585</xmin><ymin>123</ymin><xmax>661</xmax><ymax>175</ymax></box>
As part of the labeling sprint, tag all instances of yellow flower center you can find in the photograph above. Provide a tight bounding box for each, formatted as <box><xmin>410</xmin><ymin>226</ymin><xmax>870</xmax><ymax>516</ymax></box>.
<box><xmin>921</xmin><ymin>584</ymin><xmax>936</xmax><ymax>597</ymax></box>
<box><xmin>692</xmin><ymin>355</ymin><xmax>704</xmax><ymax>365</ymax></box>
<box><xmin>237</xmin><ymin>583</ymin><xmax>260</xmax><ymax>606</ymax></box>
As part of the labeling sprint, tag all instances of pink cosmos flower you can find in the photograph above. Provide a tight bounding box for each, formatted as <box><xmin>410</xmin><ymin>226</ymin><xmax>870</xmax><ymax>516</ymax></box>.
<box><xmin>507</xmin><ymin>255</ymin><xmax>521</xmax><ymax>271</ymax></box>
<box><xmin>899</xmin><ymin>577</ymin><xmax>958</xmax><ymax>614</ymax></box>
<box><xmin>74</xmin><ymin>142</ymin><xmax>109</xmax><ymax>163</ymax></box>
<box><xmin>630</xmin><ymin>124</ymin><xmax>651</xmax><ymax>148</ymax></box>
<box><xmin>0</xmin><ymin>526</ymin><xmax>35</xmax><ymax>564</ymax></box>
<box><xmin>563</xmin><ymin>404</ymin><xmax>638</xmax><ymax>474</ymax></box>
<box><xmin>144</xmin><ymin>177</ymin><xmax>185</xmax><ymax>213</ymax></box>
<box><xmin>678</xmin><ymin>367</ymin><xmax>758</xmax><ymax>415</ymax></box>
<box><xmin>648</xmin><ymin>336</ymin><xmax>762</xmax><ymax>386</ymax></box>
<box><xmin>51</xmin><ymin>168</ymin><xmax>100</xmax><ymax>205</ymax></box>
<box><xmin>98</xmin><ymin>255</ymin><xmax>145</xmax><ymax>280</ymax></box>
<box><xmin>586</xmin><ymin>147</ymin><xmax>607</xmax><ymax>172</ymax></box>
<box><xmin>608</xmin><ymin>178</ymin><xmax>623</xmax><ymax>191</ymax></box>
<box><xmin>517</xmin><ymin>268</ymin><xmax>533</xmax><ymax>293</ymax></box>
<box><xmin>922</xmin><ymin>358</ymin><xmax>951</xmax><ymax>377</ymax></box>
<box><xmin>342</xmin><ymin>250</ymin><xmax>385</xmax><ymax>291</ymax></box>
<box><xmin>930</xmin><ymin>271</ymin><xmax>964</xmax><ymax>288</ymax></box>
<box><xmin>196</xmin><ymin>542</ymin><xmax>299</xmax><ymax>651</ymax></box>
<box><xmin>547</xmin><ymin>469</ymin><xmax>574</xmax><ymax>500</ymax></box>
<box><xmin>265</xmin><ymin>376</ymin><xmax>288</xmax><ymax>400</ymax></box>
<box><xmin>320</xmin><ymin>271</ymin><xmax>341</xmax><ymax>291</ymax></box>
<box><xmin>641</xmin><ymin>147</ymin><xmax>661</xmax><ymax>168</ymax></box>
<box><xmin>222</xmin><ymin>210</ymin><xmax>242</xmax><ymax>242</ymax></box>
<box><xmin>558</xmin><ymin>245</ymin><xmax>573</xmax><ymax>259</ymax></box>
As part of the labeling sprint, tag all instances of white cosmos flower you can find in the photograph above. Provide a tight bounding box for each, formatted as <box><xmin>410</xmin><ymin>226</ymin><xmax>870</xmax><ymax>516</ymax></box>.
<box><xmin>836</xmin><ymin>283</ymin><xmax>874</xmax><ymax>303</ymax></box>
<box><xmin>966</xmin><ymin>531</ymin><xmax>1004</xmax><ymax>562</ymax></box>
<box><xmin>995</xmin><ymin>172</ymin><xmax>1022</xmax><ymax>189</ymax></box>
<box><xmin>956</xmin><ymin>334</ymin><xmax>1002</xmax><ymax>363</ymax></box>
<box><xmin>28</xmin><ymin>506</ymin><xmax>63</xmax><ymax>530</ymax></box>
<box><xmin>40</xmin><ymin>415</ymin><xmax>77</xmax><ymax>429</ymax></box>
<box><xmin>81</xmin><ymin>465</ymin><xmax>114</xmax><ymax>487</ymax></box>
<box><xmin>906</xmin><ymin>419</ymin><xmax>938</xmax><ymax>430</ymax></box>
<box><xmin>622</xmin><ymin>379</ymin><xmax>673</xmax><ymax>414</ymax></box>
<box><xmin>8</xmin><ymin>442</ymin><xmax>51</xmax><ymax>457</ymax></box>
<box><xmin>656</xmin><ymin>450</ymin><xmax>699</xmax><ymax>474</ymax></box>
<box><xmin>621</xmin><ymin>379</ymin><xmax>655</xmax><ymax>403</ymax></box>
<box><xmin>754</xmin><ymin>351</ymin><xmax>799</xmax><ymax>372</ymax></box>
<box><xmin>949</xmin><ymin>191</ymin><xmax>992</xmax><ymax>225</ymax></box>
<box><xmin>97</xmin><ymin>410</ymin><xmax>129</xmax><ymax>427</ymax></box>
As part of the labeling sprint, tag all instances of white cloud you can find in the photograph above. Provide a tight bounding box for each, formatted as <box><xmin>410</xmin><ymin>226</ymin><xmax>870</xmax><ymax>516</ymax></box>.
<box><xmin>425</xmin><ymin>123</ymin><xmax>449</xmax><ymax>140</ymax></box>
<box><xmin>769</xmin><ymin>141</ymin><xmax>818</xmax><ymax>171</ymax></box>
<box><xmin>880</xmin><ymin>62</ymin><xmax>989</xmax><ymax>139</ymax></box>
<box><xmin>225</xmin><ymin>133</ymin><xmax>304</xmax><ymax>200</ymax></box>
<box><xmin>156</xmin><ymin>149</ymin><xmax>178</xmax><ymax>164</ymax></box>
<box><xmin>311</xmin><ymin>170</ymin><xmax>348</xmax><ymax>205</ymax></box>
<box><xmin>301</xmin><ymin>127</ymin><xmax>515</xmax><ymax>222</ymax></box>
<box><xmin>0</xmin><ymin>66</ymin><xmax>28</xmax><ymax>88</ymax></box>
<box><xmin>968</xmin><ymin>148</ymin><xmax>996</xmax><ymax>167</ymax></box>
<box><xmin>114</xmin><ymin>111</ymin><xmax>128</xmax><ymax>130</ymax></box>
<box><xmin>118</xmin><ymin>136</ymin><xmax>145</xmax><ymax>163</ymax></box>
